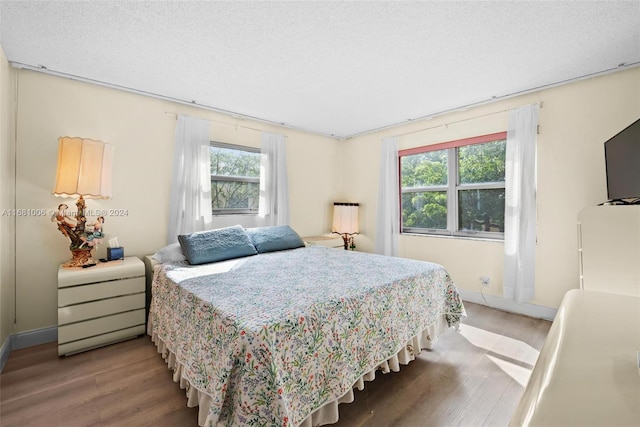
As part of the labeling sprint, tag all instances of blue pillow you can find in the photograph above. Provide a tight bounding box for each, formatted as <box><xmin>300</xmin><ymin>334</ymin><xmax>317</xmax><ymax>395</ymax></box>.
<box><xmin>245</xmin><ymin>225</ymin><xmax>305</xmax><ymax>253</ymax></box>
<box><xmin>177</xmin><ymin>225</ymin><xmax>257</xmax><ymax>265</ymax></box>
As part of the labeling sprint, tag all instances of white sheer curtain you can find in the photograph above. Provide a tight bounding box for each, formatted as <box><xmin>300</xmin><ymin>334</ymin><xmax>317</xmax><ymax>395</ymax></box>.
<box><xmin>259</xmin><ymin>132</ymin><xmax>290</xmax><ymax>226</ymax></box>
<box><xmin>167</xmin><ymin>115</ymin><xmax>212</xmax><ymax>243</ymax></box>
<box><xmin>504</xmin><ymin>104</ymin><xmax>539</xmax><ymax>302</ymax></box>
<box><xmin>375</xmin><ymin>136</ymin><xmax>400</xmax><ymax>256</ymax></box>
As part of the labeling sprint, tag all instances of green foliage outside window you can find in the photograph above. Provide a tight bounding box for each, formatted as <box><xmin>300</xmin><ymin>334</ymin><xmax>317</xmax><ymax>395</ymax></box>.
<box><xmin>458</xmin><ymin>141</ymin><xmax>505</xmax><ymax>183</ymax></box>
<box><xmin>458</xmin><ymin>188</ymin><xmax>505</xmax><ymax>232</ymax></box>
<box><xmin>401</xmin><ymin>150</ymin><xmax>448</xmax><ymax>187</ymax></box>
<box><xmin>210</xmin><ymin>145</ymin><xmax>260</xmax><ymax>213</ymax></box>
<box><xmin>402</xmin><ymin>191</ymin><xmax>447</xmax><ymax>229</ymax></box>
<box><xmin>457</xmin><ymin>140</ymin><xmax>506</xmax><ymax>232</ymax></box>
<box><xmin>401</xmin><ymin>148</ymin><xmax>448</xmax><ymax>229</ymax></box>
<box><xmin>401</xmin><ymin>138</ymin><xmax>506</xmax><ymax>235</ymax></box>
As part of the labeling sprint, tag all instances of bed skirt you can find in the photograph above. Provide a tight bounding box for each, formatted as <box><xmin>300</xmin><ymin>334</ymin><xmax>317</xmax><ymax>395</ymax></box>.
<box><xmin>148</xmin><ymin>314</ymin><xmax>453</xmax><ymax>427</ymax></box>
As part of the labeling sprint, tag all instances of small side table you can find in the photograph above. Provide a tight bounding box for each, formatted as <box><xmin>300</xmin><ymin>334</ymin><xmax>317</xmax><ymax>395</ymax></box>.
<box><xmin>57</xmin><ymin>256</ymin><xmax>146</xmax><ymax>356</ymax></box>
<box><xmin>303</xmin><ymin>234</ymin><xmax>345</xmax><ymax>249</ymax></box>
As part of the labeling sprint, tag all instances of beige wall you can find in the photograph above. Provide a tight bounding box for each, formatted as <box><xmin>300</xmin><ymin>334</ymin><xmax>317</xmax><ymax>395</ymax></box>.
<box><xmin>344</xmin><ymin>67</ymin><xmax>640</xmax><ymax>309</ymax></box>
<box><xmin>0</xmin><ymin>44</ymin><xmax>16</xmax><ymax>348</ymax></box>
<box><xmin>7</xmin><ymin>64</ymin><xmax>640</xmax><ymax>335</ymax></box>
<box><xmin>13</xmin><ymin>70</ymin><xmax>340</xmax><ymax>333</ymax></box>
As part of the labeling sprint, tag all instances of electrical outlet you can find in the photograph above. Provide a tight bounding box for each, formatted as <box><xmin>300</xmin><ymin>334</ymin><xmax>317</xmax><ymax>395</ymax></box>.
<box><xmin>480</xmin><ymin>276</ymin><xmax>490</xmax><ymax>287</ymax></box>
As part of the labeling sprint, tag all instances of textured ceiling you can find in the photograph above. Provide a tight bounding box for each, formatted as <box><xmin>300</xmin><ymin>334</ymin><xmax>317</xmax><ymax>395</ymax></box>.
<box><xmin>1</xmin><ymin>1</ymin><xmax>639</xmax><ymax>139</ymax></box>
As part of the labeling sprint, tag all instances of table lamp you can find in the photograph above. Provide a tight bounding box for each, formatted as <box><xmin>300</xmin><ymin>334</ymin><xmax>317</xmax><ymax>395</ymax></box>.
<box><xmin>332</xmin><ymin>202</ymin><xmax>359</xmax><ymax>250</ymax></box>
<box><xmin>52</xmin><ymin>137</ymin><xmax>113</xmax><ymax>268</ymax></box>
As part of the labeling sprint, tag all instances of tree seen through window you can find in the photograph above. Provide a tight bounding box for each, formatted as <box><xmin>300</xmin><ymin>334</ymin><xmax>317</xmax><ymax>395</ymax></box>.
<box><xmin>401</xmin><ymin>134</ymin><xmax>506</xmax><ymax>237</ymax></box>
<box><xmin>210</xmin><ymin>143</ymin><xmax>260</xmax><ymax>214</ymax></box>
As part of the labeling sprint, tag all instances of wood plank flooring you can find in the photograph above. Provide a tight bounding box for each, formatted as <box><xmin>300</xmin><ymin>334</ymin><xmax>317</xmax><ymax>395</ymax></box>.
<box><xmin>0</xmin><ymin>302</ymin><xmax>551</xmax><ymax>427</ymax></box>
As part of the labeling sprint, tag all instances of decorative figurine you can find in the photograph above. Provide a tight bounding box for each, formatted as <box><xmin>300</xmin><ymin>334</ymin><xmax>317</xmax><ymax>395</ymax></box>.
<box><xmin>51</xmin><ymin>200</ymin><xmax>104</xmax><ymax>268</ymax></box>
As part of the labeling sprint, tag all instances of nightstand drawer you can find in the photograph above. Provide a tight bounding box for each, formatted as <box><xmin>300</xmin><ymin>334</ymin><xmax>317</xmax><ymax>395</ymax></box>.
<box><xmin>58</xmin><ymin>277</ymin><xmax>143</xmax><ymax>307</ymax></box>
<box><xmin>58</xmin><ymin>325</ymin><xmax>146</xmax><ymax>356</ymax></box>
<box><xmin>58</xmin><ymin>259</ymin><xmax>145</xmax><ymax>287</ymax></box>
<box><xmin>58</xmin><ymin>309</ymin><xmax>145</xmax><ymax>345</ymax></box>
<box><xmin>58</xmin><ymin>293</ymin><xmax>145</xmax><ymax>325</ymax></box>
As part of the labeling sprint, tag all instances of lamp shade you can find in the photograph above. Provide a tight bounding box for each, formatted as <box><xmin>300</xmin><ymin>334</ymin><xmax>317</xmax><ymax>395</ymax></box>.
<box><xmin>332</xmin><ymin>202</ymin><xmax>359</xmax><ymax>234</ymax></box>
<box><xmin>53</xmin><ymin>137</ymin><xmax>113</xmax><ymax>199</ymax></box>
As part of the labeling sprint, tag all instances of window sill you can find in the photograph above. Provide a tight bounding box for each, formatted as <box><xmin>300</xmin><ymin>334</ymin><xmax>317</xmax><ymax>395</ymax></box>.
<box><xmin>401</xmin><ymin>232</ymin><xmax>504</xmax><ymax>243</ymax></box>
<box><xmin>212</xmin><ymin>212</ymin><xmax>258</xmax><ymax>217</ymax></box>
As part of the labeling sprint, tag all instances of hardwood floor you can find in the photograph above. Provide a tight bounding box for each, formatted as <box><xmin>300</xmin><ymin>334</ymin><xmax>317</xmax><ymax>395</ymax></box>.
<box><xmin>0</xmin><ymin>302</ymin><xmax>551</xmax><ymax>427</ymax></box>
<box><xmin>333</xmin><ymin>302</ymin><xmax>551</xmax><ymax>427</ymax></box>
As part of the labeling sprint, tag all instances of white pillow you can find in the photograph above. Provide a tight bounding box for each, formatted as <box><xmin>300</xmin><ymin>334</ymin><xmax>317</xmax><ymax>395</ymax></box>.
<box><xmin>151</xmin><ymin>242</ymin><xmax>187</xmax><ymax>263</ymax></box>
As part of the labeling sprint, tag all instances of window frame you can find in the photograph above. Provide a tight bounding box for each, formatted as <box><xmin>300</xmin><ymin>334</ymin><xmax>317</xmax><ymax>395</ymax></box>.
<box><xmin>210</xmin><ymin>141</ymin><xmax>261</xmax><ymax>216</ymax></box>
<box><xmin>399</xmin><ymin>131</ymin><xmax>507</xmax><ymax>240</ymax></box>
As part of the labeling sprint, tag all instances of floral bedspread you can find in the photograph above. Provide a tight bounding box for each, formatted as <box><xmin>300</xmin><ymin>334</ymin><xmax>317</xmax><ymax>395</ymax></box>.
<box><xmin>150</xmin><ymin>246</ymin><xmax>465</xmax><ymax>427</ymax></box>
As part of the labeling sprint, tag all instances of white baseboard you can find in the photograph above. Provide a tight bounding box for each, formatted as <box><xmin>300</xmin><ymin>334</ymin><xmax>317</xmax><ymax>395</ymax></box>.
<box><xmin>458</xmin><ymin>289</ymin><xmax>557</xmax><ymax>321</ymax></box>
<box><xmin>0</xmin><ymin>326</ymin><xmax>57</xmax><ymax>373</ymax></box>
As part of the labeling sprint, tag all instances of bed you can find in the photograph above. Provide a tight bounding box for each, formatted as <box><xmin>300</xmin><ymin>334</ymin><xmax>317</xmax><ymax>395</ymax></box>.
<box><xmin>147</xmin><ymin>225</ymin><xmax>466</xmax><ymax>427</ymax></box>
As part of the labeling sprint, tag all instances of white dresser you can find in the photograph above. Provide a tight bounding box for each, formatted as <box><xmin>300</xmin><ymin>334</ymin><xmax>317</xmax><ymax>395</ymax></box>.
<box><xmin>578</xmin><ymin>205</ymin><xmax>640</xmax><ymax>297</ymax></box>
<box><xmin>510</xmin><ymin>289</ymin><xmax>640</xmax><ymax>426</ymax></box>
<box><xmin>57</xmin><ymin>256</ymin><xmax>146</xmax><ymax>356</ymax></box>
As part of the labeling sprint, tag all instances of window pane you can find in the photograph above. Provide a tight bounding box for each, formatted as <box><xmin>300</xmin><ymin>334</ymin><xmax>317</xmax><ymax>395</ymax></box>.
<box><xmin>212</xmin><ymin>181</ymin><xmax>259</xmax><ymax>211</ymax></box>
<box><xmin>402</xmin><ymin>191</ymin><xmax>447</xmax><ymax>229</ymax></box>
<box><xmin>210</xmin><ymin>143</ymin><xmax>260</xmax><ymax>214</ymax></box>
<box><xmin>210</xmin><ymin>146</ymin><xmax>260</xmax><ymax>177</ymax></box>
<box><xmin>458</xmin><ymin>140</ymin><xmax>506</xmax><ymax>184</ymax></box>
<box><xmin>401</xmin><ymin>149</ymin><xmax>448</xmax><ymax>188</ymax></box>
<box><xmin>458</xmin><ymin>189</ymin><xmax>505</xmax><ymax>232</ymax></box>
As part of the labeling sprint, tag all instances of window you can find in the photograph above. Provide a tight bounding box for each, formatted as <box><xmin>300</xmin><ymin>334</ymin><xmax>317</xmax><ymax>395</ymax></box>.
<box><xmin>400</xmin><ymin>132</ymin><xmax>507</xmax><ymax>239</ymax></box>
<box><xmin>210</xmin><ymin>142</ymin><xmax>261</xmax><ymax>215</ymax></box>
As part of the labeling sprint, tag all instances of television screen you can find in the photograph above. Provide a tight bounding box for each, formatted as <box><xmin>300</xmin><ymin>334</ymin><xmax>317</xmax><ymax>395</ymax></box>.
<box><xmin>604</xmin><ymin>118</ymin><xmax>640</xmax><ymax>202</ymax></box>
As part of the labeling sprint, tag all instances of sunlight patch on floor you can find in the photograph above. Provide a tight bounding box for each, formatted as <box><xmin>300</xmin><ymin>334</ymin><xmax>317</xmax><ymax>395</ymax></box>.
<box><xmin>485</xmin><ymin>354</ymin><xmax>533</xmax><ymax>387</ymax></box>
<box><xmin>459</xmin><ymin>324</ymin><xmax>540</xmax><ymax>387</ymax></box>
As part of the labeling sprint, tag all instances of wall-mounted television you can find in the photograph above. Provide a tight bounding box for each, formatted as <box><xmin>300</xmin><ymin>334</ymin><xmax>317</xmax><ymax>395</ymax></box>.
<box><xmin>604</xmin><ymin>118</ymin><xmax>640</xmax><ymax>204</ymax></box>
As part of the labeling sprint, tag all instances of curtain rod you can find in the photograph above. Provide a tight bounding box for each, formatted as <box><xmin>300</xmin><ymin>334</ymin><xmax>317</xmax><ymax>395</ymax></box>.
<box><xmin>164</xmin><ymin>111</ymin><xmax>288</xmax><ymax>138</ymax></box>
<box><xmin>391</xmin><ymin>105</ymin><xmax>520</xmax><ymax>139</ymax></box>
<box><xmin>391</xmin><ymin>101</ymin><xmax>544</xmax><ymax>138</ymax></box>
<box><xmin>13</xmin><ymin>60</ymin><xmax>638</xmax><ymax>141</ymax></box>
<box><xmin>10</xmin><ymin>61</ymin><xmax>330</xmax><ymax>139</ymax></box>
<box><xmin>351</xmin><ymin>61</ymin><xmax>640</xmax><ymax>140</ymax></box>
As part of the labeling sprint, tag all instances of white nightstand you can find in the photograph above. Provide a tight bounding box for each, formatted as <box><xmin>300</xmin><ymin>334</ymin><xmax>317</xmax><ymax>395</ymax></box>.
<box><xmin>303</xmin><ymin>234</ymin><xmax>345</xmax><ymax>249</ymax></box>
<box><xmin>57</xmin><ymin>256</ymin><xmax>146</xmax><ymax>356</ymax></box>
